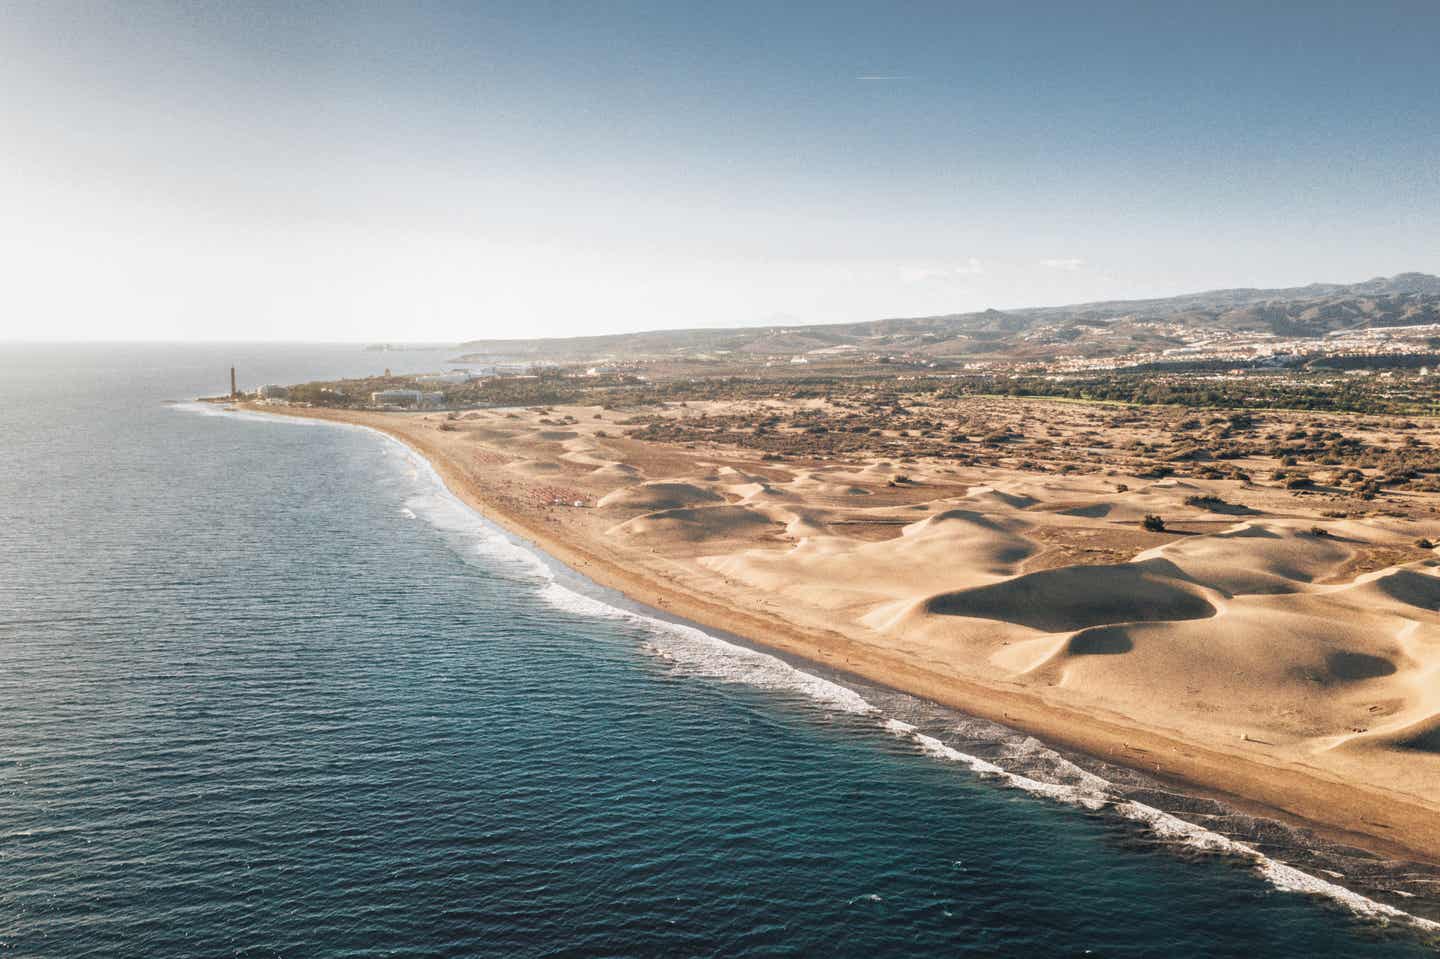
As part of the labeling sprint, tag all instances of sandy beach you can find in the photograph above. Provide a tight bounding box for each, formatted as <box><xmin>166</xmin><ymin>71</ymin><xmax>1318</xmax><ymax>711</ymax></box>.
<box><xmin>258</xmin><ymin>397</ymin><xmax>1440</xmax><ymax>865</ymax></box>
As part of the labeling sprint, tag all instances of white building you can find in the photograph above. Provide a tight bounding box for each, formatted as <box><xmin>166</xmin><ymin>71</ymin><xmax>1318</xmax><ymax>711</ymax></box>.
<box><xmin>370</xmin><ymin>389</ymin><xmax>444</xmax><ymax>408</ymax></box>
<box><xmin>416</xmin><ymin>370</ymin><xmax>479</xmax><ymax>386</ymax></box>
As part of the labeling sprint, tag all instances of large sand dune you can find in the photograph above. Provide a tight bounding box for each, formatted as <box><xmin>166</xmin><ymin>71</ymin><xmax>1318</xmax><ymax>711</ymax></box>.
<box><xmin>597</xmin><ymin>481</ymin><xmax>725</xmax><ymax>511</ymax></box>
<box><xmin>924</xmin><ymin>560</ymin><xmax>1217</xmax><ymax>632</ymax></box>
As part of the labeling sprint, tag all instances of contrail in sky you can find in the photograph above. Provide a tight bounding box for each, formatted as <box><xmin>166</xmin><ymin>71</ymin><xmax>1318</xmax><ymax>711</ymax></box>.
<box><xmin>855</xmin><ymin>75</ymin><xmax>909</xmax><ymax>80</ymax></box>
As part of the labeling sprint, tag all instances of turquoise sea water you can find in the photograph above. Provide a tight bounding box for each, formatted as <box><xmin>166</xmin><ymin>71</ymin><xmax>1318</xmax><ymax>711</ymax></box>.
<box><xmin>2</xmin><ymin>343</ymin><xmax>1437</xmax><ymax>957</ymax></box>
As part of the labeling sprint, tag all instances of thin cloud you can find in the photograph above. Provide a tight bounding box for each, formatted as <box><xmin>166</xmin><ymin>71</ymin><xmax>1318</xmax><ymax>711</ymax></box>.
<box><xmin>1040</xmin><ymin>257</ymin><xmax>1086</xmax><ymax>271</ymax></box>
<box><xmin>901</xmin><ymin>258</ymin><xmax>984</xmax><ymax>284</ymax></box>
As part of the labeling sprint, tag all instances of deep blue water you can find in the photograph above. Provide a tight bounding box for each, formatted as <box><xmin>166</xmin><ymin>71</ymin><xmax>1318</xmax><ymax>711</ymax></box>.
<box><xmin>2</xmin><ymin>343</ymin><xmax>1437</xmax><ymax>957</ymax></box>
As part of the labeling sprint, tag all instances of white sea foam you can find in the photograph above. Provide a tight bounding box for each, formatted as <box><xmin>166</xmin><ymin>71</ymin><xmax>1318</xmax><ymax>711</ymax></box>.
<box><xmin>1129</xmin><ymin>802</ymin><xmax>1439</xmax><ymax>929</ymax></box>
<box><xmin>215</xmin><ymin>402</ymin><xmax>1440</xmax><ymax>937</ymax></box>
<box><xmin>890</xmin><ymin>718</ymin><xmax>1439</xmax><ymax>932</ymax></box>
<box><xmin>890</xmin><ymin>722</ymin><xmax>1112</xmax><ymax>811</ymax></box>
<box><xmin>170</xmin><ymin>401</ymin><xmax>227</xmax><ymax>417</ymax></box>
<box><xmin>613</xmin><ymin>612</ymin><xmax>1438</xmax><ymax>934</ymax></box>
<box><xmin>1001</xmin><ymin>736</ymin><xmax>1115</xmax><ymax>794</ymax></box>
<box><xmin>539</xmin><ymin>579</ymin><xmax>876</xmax><ymax>715</ymax></box>
<box><xmin>171</xmin><ymin>401</ymin><xmax>352</xmax><ymax>428</ymax></box>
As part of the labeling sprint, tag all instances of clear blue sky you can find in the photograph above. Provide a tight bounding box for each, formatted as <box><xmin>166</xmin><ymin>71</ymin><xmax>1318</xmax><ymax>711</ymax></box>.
<box><xmin>2</xmin><ymin>1</ymin><xmax>1437</xmax><ymax>341</ymax></box>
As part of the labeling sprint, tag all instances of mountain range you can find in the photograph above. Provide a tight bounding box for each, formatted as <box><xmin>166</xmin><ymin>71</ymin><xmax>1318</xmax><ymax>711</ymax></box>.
<box><xmin>454</xmin><ymin>272</ymin><xmax>1440</xmax><ymax>363</ymax></box>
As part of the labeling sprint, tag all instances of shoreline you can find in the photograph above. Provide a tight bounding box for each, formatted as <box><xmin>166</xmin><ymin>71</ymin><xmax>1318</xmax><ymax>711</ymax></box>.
<box><xmin>251</xmin><ymin>401</ymin><xmax>1440</xmax><ymax>872</ymax></box>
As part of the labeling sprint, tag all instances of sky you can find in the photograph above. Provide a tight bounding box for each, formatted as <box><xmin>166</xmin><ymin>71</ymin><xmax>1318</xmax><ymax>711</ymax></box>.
<box><xmin>1</xmin><ymin>1</ymin><xmax>1437</xmax><ymax>343</ymax></box>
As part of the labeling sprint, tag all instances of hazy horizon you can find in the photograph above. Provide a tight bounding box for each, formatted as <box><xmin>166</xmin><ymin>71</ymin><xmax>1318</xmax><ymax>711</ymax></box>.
<box><xmin>5</xmin><ymin>266</ymin><xmax>1436</xmax><ymax>346</ymax></box>
<box><xmin>3</xmin><ymin>1</ymin><xmax>1437</xmax><ymax>343</ymax></box>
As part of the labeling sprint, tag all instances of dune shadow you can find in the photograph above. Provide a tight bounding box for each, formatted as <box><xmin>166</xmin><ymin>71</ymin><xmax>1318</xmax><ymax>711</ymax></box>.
<box><xmin>1326</xmin><ymin>651</ymin><xmax>1396</xmax><ymax>681</ymax></box>
<box><xmin>1208</xmin><ymin>502</ymin><xmax>1260</xmax><ymax>516</ymax></box>
<box><xmin>1367</xmin><ymin>570</ymin><xmax>1440</xmax><ymax>610</ymax></box>
<box><xmin>1068</xmin><ymin>628</ymin><xmax>1134</xmax><ymax>655</ymax></box>
<box><xmin>1057</xmin><ymin>503</ymin><xmax>1112</xmax><ymax>519</ymax></box>
<box><xmin>1398</xmin><ymin>726</ymin><xmax>1440</xmax><ymax>752</ymax></box>
<box><xmin>925</xmin><ymin>564</ymin><xmax>1215</xmax><ymax>632</ymax></box>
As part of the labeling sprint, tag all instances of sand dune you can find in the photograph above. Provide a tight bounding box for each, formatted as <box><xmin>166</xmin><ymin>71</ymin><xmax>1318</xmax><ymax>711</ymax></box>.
<box><xmin>597</xmin><ymin>481</ymin><xmax>725</xmax><ymax>511</ymax></box>
<box><xmin>924</xmin><ymin>561</ymin><xmax>1217</xmax><ymax>633</ymax></box>
<box><xmin>964</xmin><ymin>485</ymin><xmax>1039</xmax><ymax>509</ymax></box>
<box><xmin>558</xmin><ymin>439</ymin><xmax>617</xmax><ymax>468</ymax></box>
<box><xmin>590</xmin><ymin>462</ymin><xmax>644</xmax><ymax>479</ymax></box>
<box><xmin>462</xmin><ymin>426</ymin><xmax>517</xmax><ymax>442</ymax></box>
<box><xmin>506</xmin><ymin>458</ymin><xmax>564</xmax><ymax>475</ymax></box>
<box><xmin>1340</xmin><ymin>566</ymin><xmax>1440</xmax><ymax>611</ymax></box>
<box><xmin>706</xmin><ymin>507</ymin><xmax>1036</xmax><ymax>614</ymax></box>
<box><xmin>1390</xmin><ymin>715</ymin><xmax>1440</xmax><ymax>752</ymax></box>
<box><xmin>610</xmin><ymin>505</ymin><xmax>780</xmax><ymax>543</ymax></box>
<box><xmin>787</xmin><ymin>471</ymin><xmax>874</xmax><ymax>498</ymax></box>
<box><xmin>729</xmin><ymin>482</ymin><xmax>797</xmax><ymax>503</ymax></box>
<box><xmin>1134</xmin><ymin>523</ymin><xmax>1354</xmax><ymax>595</ymax></box>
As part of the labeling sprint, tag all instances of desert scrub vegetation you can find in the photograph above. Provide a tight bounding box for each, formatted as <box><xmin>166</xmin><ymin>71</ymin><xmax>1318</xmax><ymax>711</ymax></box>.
<box><xmin>1183</xmin><ymin>494</ymin><xmax>1232</xmax><ymax>510</ymax></box>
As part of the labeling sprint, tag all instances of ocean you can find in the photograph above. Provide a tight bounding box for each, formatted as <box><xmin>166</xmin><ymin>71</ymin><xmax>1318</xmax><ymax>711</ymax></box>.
<box><xmin>2</xmin><ymin>342</ymin><xmax>1437</xmax><ymax>957</ymax></box>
